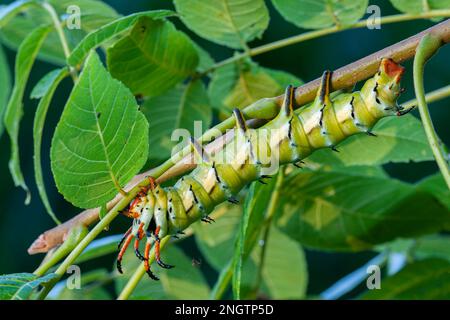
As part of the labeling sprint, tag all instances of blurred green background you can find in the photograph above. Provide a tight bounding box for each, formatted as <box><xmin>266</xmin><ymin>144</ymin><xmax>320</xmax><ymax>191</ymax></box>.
<box><xmin>0</xmin><ymin>0</ymin><xmax>449</xmax><ymax>297</ymax></box>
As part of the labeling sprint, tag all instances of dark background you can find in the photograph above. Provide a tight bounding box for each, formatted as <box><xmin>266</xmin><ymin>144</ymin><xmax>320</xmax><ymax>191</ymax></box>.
<box><xmin>0</xmin><ymin>0</ymin><xmax>449</xmax><ymax>296</ymax></box>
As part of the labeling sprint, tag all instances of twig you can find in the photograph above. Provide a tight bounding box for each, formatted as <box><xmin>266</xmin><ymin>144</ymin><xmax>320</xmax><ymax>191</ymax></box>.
<box><xmin>28</xmin><ymin>20</ymin><xmax>450</xmax><ymax>255</ymax></box>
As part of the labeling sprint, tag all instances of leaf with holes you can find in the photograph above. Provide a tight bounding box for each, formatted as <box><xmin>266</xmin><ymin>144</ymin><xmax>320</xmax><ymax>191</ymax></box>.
<box><xmin>50</xmin><ymin>51</ymin><xmax>149</xmax><ymax>209</ymax></box>
<box><xmin>107</xmin><ymin>16</ymin><xmax>198</xmax><ymax>98</ymax></box>
<box><xmin>276</xmin><ymin>169</ymin><xmax>450</xmax><ymax>251</ymax></box>
<box><xmin>141</xmin><ymin>79</ymin><xmax>211</xmax><ymax>162</ymax></box>
<box><xmin>174</xmin><ymin>0</ymin><xmax>269</xmax><ymax>49</ymax></box>
<box><xmin>271</xmin><ymin>0</ymin><xmax>368</xmax><ymax>29</ymax></box>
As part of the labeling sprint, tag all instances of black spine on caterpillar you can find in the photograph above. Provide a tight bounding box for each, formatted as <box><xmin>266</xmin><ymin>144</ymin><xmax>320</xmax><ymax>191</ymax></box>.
<box><xmin>117</xmin><ymin>58</ymin><xmax>406</xmax><ymax>278</ymax></box>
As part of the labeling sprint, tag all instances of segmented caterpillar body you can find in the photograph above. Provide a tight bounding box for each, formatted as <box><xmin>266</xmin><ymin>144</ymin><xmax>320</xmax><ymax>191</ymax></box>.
<box><xmin>117</xmin><ymin>58</ymin><xmax>407</xmax><ymax>279</ymax></box>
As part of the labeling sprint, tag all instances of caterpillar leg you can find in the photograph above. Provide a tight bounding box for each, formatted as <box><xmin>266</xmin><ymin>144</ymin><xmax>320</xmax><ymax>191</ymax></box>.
<box><xmin>154</xmin><ymin>226</ymin><xmax>174</xmax><ymax>269</ymax></box>
<box><xmin>144</xmin><ymin>237</ymin><xmax>159</xmax><ymax>280</ymax></box>
<box><xmin>116</xmin><ymin>232</ymin><xmax>134</xmax><ymax>274</ymax></box>
<box><xmin>133</xmin><ymin>222</ymin><xmax>145</xmax><ymax>261</ymax></box>
<box><xmin>118</xmin><ymin>226</ymin><xmax>132</xmax><ymax>249</ymax></box>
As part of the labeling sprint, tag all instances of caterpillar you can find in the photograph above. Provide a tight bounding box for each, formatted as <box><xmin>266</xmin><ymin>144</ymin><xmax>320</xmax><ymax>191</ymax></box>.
<box><xmin>116</xmin><ymin>58</ymin><xmax>409</xmax><ymax>280</ymax></box>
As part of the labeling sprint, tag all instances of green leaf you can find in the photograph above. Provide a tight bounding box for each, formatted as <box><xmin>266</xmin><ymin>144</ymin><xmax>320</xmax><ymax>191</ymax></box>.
<box><xmin>141</xmin><ymin>79</ymin><xmax>212</xmax><ymax>162</ymax></box>
<box><xmin>193</xmin><ymin>42</ymin><xmax>215</xmax><ymax>73</ymax></box>
<box><xmin>276</xmin><ymin>169</ymin><xmax>450</xmax><ymax>251</ymax></box>
<box><xmin>0</xmin><ymin>0</ymin><xmax>39</xmax><ymax>28</ymax></box>
<box><xmin>0</xmin><ymin>273</ymin><xmax>35</xmax><ymax>300</ymax></box>
<box><xmin>4</xmin><ymin>25</ymin><xmax>52</xmax><ymax>204</ymax></box>
<box><xmin>417</xmin><ymin>173</ymin><xmax>450</xmax><ymax>210</ymax></box>
<box><xmin>11</xmin><ymin>273</ymin><xmax>58</xmax><ymax>300</ymax></box>
<box><xmin>209</xmin><ymin>63</ymin><xmax>302</xmax><ymax>114</ymax></box>
<box><xmin>414</xmin><ymin>235</ymin><xmax>450</xmax><ymax>262</ymax></box>
<box><xmin>0</xmin><ymin>44</ymin><xmax>11</xmax><ymax>138</ymax></box>
<box><xmin>233</xmin><ymin>174</ymin><xmax>279</xmax><ymax>299</ymax></box>
<box><xmin>390</xmin><ymin>0</ymin><xmax>450</xmax><ymax>14</ymax></box>
<box><xmin>0</xmin><ymin>272</ymin><xmax>58</xmax><ymax>300</ymax></box>
<box><xmin>251</xmin><ymin>226</ymin><xmax>308</xmax><ymax>299</ymax></box>
<box><xmin>114</xmin><ymin>245</ymin><xmax>210</xmax><ymax>299</ymax></box>
<box><xmin>33</xmin><ymin>68</ymin><xmax>69</xmax><ymax>224</ymax></box>
<box><xmin>193</xmin><ymin>202</ymin><xmax>242</xmax><ymax>271</ymax></box>
<box><xmin>68</xmin><ymin>10</ymin><xmax>174</xmax><ymax>67</ymax></box>
<box><xmin>306</xmin><ymin>115</ymin><xmax>434</xmax><ymax>167</ymax></box>
<box><xmin>174</xmin><ymin>0</ymin><xmax>269</xmax><ymax>49</ymax></box>
<box><xmin>0</xmin><ymin>0</ymin><xmax>119</xmax><ymax>66</ymax></box>
<box><xmin>271</xmin><ymin>0</ymin><xmax>368</xmax><ymax>29</ymax></box>
<box><xmin>54</xmin><ymin>269</ymin><xmax>112</xmax><ymax>300</ymax></box>
<box><xmin>361</xmin><ymin>259</ymin><xmax>450</xmax><ymax>299</ymax></box>
<box><xmin>107</xmin><ymin>16</ymin><xmax>198</xmax><ymax>97</ymax></box>
<box><xmin>50</xmin><ymin>51</ymin><xmax>149</xmax><ymax>209</ymax></box>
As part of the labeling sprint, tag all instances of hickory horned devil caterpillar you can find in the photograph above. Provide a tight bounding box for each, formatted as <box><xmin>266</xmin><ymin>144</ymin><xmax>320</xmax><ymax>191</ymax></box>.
<box><xmin>116</xmin><ymin>58</ymin><xmax>410</xmax><ymax>280</ymax></box>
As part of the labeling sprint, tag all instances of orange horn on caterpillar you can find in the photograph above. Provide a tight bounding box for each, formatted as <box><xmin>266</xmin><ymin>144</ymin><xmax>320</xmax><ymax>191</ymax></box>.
<box><xmin>380</xmin><ymin>58</ymin><xmax>405</xmax><ymax>83</ymax></box>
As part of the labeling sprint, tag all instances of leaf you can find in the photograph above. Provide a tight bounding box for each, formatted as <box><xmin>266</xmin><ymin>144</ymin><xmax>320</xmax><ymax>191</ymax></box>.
<box><xmin>0</xmin><ymin>0</ymin><xmax>119</xmax><ymax>65</ymax></box>
<box><xmin>208</xmin><ymin>63</ymin><xmax>302</xmax><ymax>114</ymax></box>
<box><xmin>33</xmin><ymin>68</ymin><xmax>69</xmax><ymax>224</ymax></box>
<box><xmin>107</xmin><ymin>16</ymin><xmax>199</xmax><ymax>98</ymax></box>
<box><xmin>193</xmin><ymin>202</ymin><xmax>242</xmax><ymax>271</ymax></box>
<box><xmin>390</xmin><ymin>0</ymin><xmax>450</xmax><ymax>14</ymax></box>
<box><xmin>174</xmin><ymin>0</ymin><xmax>269</xmax><ymax>49</ymax></box>
<box><xmin>193</xmin><ymin>42</ymin><xmax>215</xmax><ymax>73</ymax></box>
<box><xmin>413</xmin><ymin>235</ymin><xmax>450</xmax><ymax>262</ymax></box>
<box><xmin>306</xmin><ymin>115</ymin><xmax>434</xmax><ymax>167</ymax></box>
<box><xmin>68</xmin><ymin>10</ymin><xmax>174</xmax><ymax>67</ymax></box>
<box><xmin>275</xmin><ymin>169</ymin><xmax>450</xmax><ymax>251</ymax></box>
<box><xmin>0</xmin><ymin>272</ymin><xmax>58</xmax><ymax>300</ymax></box>
<box><xmin>251</xmin><ymin>226</ymin><xmax>308</xmax><ymax>299</ymax></box>
<box><xmin>141</xmin><ymin>79</ymin><xmax>212</xmax><ymax>162</ymax></box>
<box><xmin>11</xmin><ymin>273</ymin><xmax>58</xmax><ymax>300</ymax></box>
<box><xmin>361</xmin><ymin>259</ymin><xmax>450</xmax><ymax>299</ymax></box>
<box><xmin>417</xmin><ymin>173</ymin><xmax>450</xmax><ymax>210</ymax></box>
<box><xmin>272</xmin><ymin>0</ymin><xmax>368</xmax><ymax>29</ymax></box>
<box><xmin>0</xmin><ymin>0</ymin><xmax>38</xmax><ymax>28</ymax></box>
<box><xmin>114</xmin><ymin>245</ymin><xmax>210</xmax><ymax>299</ymax></box>
<box><xmin>4</xmin><ymin>25</ymin><xmax>52</xmax><ymax>204</ymax></box>
<box><xmin>233</xmin><ymin>174</ymin><xmax>280</xmax><ymax>299</ymax></box>
<box><xmin>53</xmin><ymin>269</ymin><xmax>112</xmax><ymax>300</ymax></box>
<box><xmin>50</xmin><ymin>51</ymin><xmax>149</xmax><ymax>209</ymax></box>
<box><xmin>0</xmin><ymin>44</ymin><xmax>11</xmax><ymax>138</ymax></box>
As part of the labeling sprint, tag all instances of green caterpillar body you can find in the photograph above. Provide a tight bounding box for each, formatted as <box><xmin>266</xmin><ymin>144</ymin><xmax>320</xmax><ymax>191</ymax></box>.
<box><xmin>117</xmin><ymin>58</ymin><xmax>406</xmax><ymax>279</ymax></box>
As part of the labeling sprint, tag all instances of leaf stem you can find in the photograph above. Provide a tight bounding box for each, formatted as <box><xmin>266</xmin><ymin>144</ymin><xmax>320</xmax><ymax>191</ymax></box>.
<box><xmin>205</xmin><ymin>10</ymin><xmax>450</xmax><ymax>74</ymax></box>
<box><xmin>413</xmin><ymin>34</ymin><xmax>450</xmax><ymax>189</ymax></box>
<box><xmin>254</xmin><ymin>170</ymin><xmax>285</xmax><ymax>294</ymax></box>
<box><xmin>41</xmin><ymin>2</ymin><xmax>78</xmax><ymax>82</ymax></box>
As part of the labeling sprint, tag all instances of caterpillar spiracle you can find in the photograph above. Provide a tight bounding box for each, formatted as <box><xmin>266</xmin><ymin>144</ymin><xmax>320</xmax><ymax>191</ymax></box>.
<box><xmin>117</xmin><ymin>58</ymin><xmax>409</xmax><ymax>280</ymax></box>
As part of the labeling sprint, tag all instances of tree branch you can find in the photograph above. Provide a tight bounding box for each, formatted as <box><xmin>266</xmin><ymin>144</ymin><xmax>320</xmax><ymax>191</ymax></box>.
<box><xmin>28</xmin><ymin>19</ymin><xmax>450</xmax><ymax>255</ymax></box>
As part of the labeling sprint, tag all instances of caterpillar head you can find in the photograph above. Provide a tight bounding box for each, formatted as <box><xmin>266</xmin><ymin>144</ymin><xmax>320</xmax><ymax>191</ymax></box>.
<box><xmin>375</xmin><ymin>58</ymin><xmax>405</xmax><ymax>99</ymax></box>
